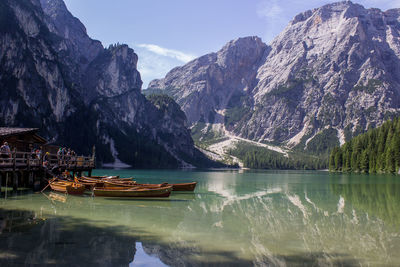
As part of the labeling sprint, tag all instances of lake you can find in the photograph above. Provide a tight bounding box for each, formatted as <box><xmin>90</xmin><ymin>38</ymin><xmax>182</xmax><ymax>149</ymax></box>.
<box><xmin>0</xmin><ymin>169</ymin><xmax>399</xmax><ymax>266</ymax></box>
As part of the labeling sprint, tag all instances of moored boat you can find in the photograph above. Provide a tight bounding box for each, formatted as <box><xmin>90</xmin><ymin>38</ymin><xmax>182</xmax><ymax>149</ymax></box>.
<box><xmin>82</xmin><ymin>176</ymin><xmax>134</xmax><ymax>182</ymax></box>
<box><xmin>93</xmin><ymin>185</ymin><xmax>172</xmax><ymax>197</ymax></box>
<box><xmin>171</xmin><ymin>182</ymin><xmax>197</xmax><ymax>191</ymax></box>
<box><xmin>103</xmin><ymin>181</ymin><xmax>164</xmax><ymax>189</ymax></box>
<box><xmin>83</xmin><ymin>175</ymin><xmax>120</xmax><ymax>179</ymax></box>
<box><xmin>74</xmin><ymin>177</ymin><xmax>104</xmax><ymax>190</ymax></box>
<box><xmin>102</xmin><ymin>179</ymin><xmax>137</xmax><ymax>187</ymax></box>
<box><xmin>79</xmin><ymin>176</ymin><xmax>196</xmax><ymax>192</ymax></box>
<box><xmin>49</xmin><ymin>180</ymin><xmax>86</xmax><ymax>195</ymax></box>
<box><xmin>132</xmin><ymin>182</ymin><xmax>197</xmax><ymax>191</ymax></box>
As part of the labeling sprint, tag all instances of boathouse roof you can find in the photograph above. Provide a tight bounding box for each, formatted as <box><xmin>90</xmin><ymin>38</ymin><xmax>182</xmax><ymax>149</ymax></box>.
<box><xmin>0</xmin><ymin>127</ymin><xmax>38</xmax><ymax>136</ymax></box>
<box><xmin>0</xmin><ymin>127</ymin><xmax>47</xmax><ymax>144</ymax></box>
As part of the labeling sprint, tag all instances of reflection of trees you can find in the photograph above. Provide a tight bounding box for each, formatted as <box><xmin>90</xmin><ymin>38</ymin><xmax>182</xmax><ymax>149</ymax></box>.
<box><xmin>331</xmin><ymin>182</ymin><xmax>400</xmax><ymax>226</ymax></box>
<box><xmin>0</xmin><ymin>208</ymin><xmax>136</xmax><ymax>266</ymax></box>
<box><xmin>141</xmin><ymin>242</ymin><xmax>257</xmax><ymax>266</ymax></box>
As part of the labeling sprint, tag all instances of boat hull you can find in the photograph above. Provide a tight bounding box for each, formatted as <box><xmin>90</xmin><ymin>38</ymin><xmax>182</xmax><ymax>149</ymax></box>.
<box><xmin>50</xmin><ymin>181</ymin><xmax>85</xmax><ymax>195</ymax></box>
<box><xmin>131</xmin><ymin>182</ymin><xmax>197</xmax><ymax>191</ymax></box>
<box><xmin>93</xmin><ymin>186</ymin><xmax>172</xmax><ymax>197</ymax></box>
<box><xmin>171</xmin><ymin>182</ymin><xmax>197</xmax><ymax>191</ymax></box>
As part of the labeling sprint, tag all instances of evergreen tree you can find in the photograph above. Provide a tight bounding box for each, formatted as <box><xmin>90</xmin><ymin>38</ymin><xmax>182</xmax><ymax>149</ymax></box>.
<box><xmin>360</xmin><ymin>150</ymin><xmax>369</xmax><ymax>173</ymax></box>
<box><xmin>329</xmin><ymin>117</ymin><xmax>400</xmax><ymax>175</ymax></box>
<box><xmin>329</xmin><ymin>147</ymin><xmax>337</xmax><ymax>170</ymax></box>
<box><xmin>334</xmin><ymin>149</ymin><xmax>343</xmax><ymax>171</ymax></box>
<box><xmin>386</xmin><ymin>148</ymin><xmax>396</xmax><ymax>173</ymax></box>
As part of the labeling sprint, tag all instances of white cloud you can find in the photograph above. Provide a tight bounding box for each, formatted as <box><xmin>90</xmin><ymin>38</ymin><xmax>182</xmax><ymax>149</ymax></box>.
<box><xmin>133</xmin><ymin>44</ymin><xmax>197</xmax><ymax>88</ymax></box>
<box><xmin>137</xmin><ymin>44</ymin><xmax>196</xmax><ymax>63</ymax></box>
<box><xmin>256</xmin><ymin>0</ymin><xmax>289</xmax><ymax>43</ymax></box>
<box><xmin>257</xmin><ymin>0</ymin><xmax>283</xmax><ymax>20</ymax></box>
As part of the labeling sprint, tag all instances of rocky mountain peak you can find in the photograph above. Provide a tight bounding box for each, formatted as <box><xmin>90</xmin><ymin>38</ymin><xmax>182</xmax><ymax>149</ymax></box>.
<box><xmin>148</xmin><ymin>36</ymin><xmax>268</xmax><ymax>124</ymax></box>
<box><xmin>250</xmin><ymin>1</ymin><xmax>400</xmax><ymax>144</ymax></box>
<box><xmin>216</xmin><ymin>36</ymin><xmax>267</xmax><ymax>68</ymax></box>
<box><xmin>150</xmin><ymin>1</ymin><xmax>400</xmax><ymax>158</ymax></box>
<box><xmin>108</xmin><ymin>44</ymin><xmax>139</xmax><ymax>69</ymax></box>
<box><xmin>40</xmin><ymin>0</ymin><xmax>86</xmax><ymax>37</ymax></box>
<box><xmin>82</xmin><ymin>43</ymin><xmax>142</xmax><ymax>102</ymax></box>
<box><xmin>39</xmin><ymin>0</ymin><xmax>103</xmax><ymax>73</ymax></box>
<box><xmin>0</xmin><ymin>0</ymin><xmax>214</xmax><ymax>168</ymax></box>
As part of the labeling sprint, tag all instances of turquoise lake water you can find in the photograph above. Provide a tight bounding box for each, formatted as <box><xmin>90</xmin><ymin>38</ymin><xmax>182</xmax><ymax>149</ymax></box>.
<box><xmin>0</xmin><ymin>169</ymin><xmax>399</xmax><ymax>266</ymax></box>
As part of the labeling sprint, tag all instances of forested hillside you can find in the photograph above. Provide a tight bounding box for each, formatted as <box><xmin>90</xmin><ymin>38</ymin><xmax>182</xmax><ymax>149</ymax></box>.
<box><xmin>229</xmin><ymin>142</ymin><xmax>327</xmax><ymax>170</ymax></box>
<box><xmin>329</xmin><ymin>117</ymin><xmax>400</xmax><ymax>174</ymax></box>
<box><xmin>149</xmin><ymin>2</ymin><xmax>400</xmax><ymax>159</ymax></box>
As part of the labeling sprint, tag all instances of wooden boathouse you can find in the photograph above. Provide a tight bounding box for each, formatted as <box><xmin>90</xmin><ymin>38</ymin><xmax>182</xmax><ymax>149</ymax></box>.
<box><xmin>0</xmin><ymin>127</ymin><xmax>95</xmax><ymax>192</ymax></box>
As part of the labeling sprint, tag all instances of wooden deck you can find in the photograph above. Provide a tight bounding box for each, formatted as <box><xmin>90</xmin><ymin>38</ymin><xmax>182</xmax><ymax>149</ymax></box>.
<box><xmin>0</xmin><ymin>151</ymin><xmax>95</xmax><ymax>191</ymax></box>
<box><xmin>0</xmin><ymin>151</ymin><xmax>95</xmax><ymax>172</ymax></box>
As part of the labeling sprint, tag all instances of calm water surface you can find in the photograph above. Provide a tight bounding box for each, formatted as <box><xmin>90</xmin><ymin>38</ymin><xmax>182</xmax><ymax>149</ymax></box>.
<box><xmin>0</xmin><ymin>169</ymin><xmax>399</xmax><ymax>266</ymax></box>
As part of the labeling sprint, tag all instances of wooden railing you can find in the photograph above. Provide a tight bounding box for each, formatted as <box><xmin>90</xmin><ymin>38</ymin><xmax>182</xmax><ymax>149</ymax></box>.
<box><xmin>0</xmin><ymin>151</ymin><xmax>95</xmax><ymax>171</ymax></box>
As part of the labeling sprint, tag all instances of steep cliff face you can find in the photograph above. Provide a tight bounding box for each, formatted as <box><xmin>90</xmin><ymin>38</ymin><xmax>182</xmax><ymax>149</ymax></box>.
<box><xmin>149</xmin><ymin>37</ymin><xmax>268</xmax><ymax>124</ymax></box>
<box><xmin>249</xmin><ymin>1</ymin><xmax>400</xmax><ymax>146</ymax></box>
<box><xmin>0</xmin><ymin>0</ymin><xmax>210</xmax><ymax>168</ymax></box>
<box><xmin>149</xmin><ymin>1</ymin><xmax>400</xmax><ymax>155</ymax></box>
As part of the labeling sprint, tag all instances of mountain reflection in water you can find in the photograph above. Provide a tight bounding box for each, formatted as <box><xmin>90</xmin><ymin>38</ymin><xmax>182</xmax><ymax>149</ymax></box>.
<box><xmin>0</xmin><ymin>170</ymin><xmax>399</xmax><ymax>266</ymax></box>
<box><xmin>331</xmin><ymin>178</ymin><xmax>400</xmax><ymax>226</ymax></box>
<box><xmin>0</xmin><ymin>208</ymin><xmax>136</xmax><ymax>266</ymax></box>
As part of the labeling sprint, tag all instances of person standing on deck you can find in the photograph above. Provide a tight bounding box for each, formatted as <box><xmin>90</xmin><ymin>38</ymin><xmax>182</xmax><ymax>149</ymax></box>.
<box><xmin>0</xmin><ymin>142</ymin><xmax>11</xmax><ymax>163</ymax></box>
<box><xmin>36</xmin><ymin>149</ymin><xmax>41</xmax><ymax>160</ymax></box>
<box><xmin>62</xmin><ymin>147</ymin><xmax>67</xmax><ymax>164</ymax></box>
<box><xmin>43</xmin><ymin>152</ymin><xmax>50</xmax><ymax>168</ymax></box>
<box><xmin>30</xmin><ymin>146</ymin><xmax>36</xmax><ymax>159</ymax></box>
<box><xmin>57</xmin><ymin>147</ymin><xmax>63</xmax><ymax>165</ymax></box>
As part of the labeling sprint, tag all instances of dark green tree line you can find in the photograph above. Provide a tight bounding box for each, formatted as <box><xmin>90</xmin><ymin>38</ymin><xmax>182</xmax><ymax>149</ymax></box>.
<box><xmin>230</xmin><ymin>142</ymin><xmax>327</xmax><ymax>170</ymax></box>
<box><xmin>329</xmin><ymin>117</ymin><xmax>400</xmax><ymax>174</ymax></box>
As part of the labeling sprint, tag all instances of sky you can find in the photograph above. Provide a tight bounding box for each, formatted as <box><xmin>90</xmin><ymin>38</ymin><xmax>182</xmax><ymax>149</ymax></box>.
<box><xmin>63</xmin><ymin>0</ymin><xmax>400</xmax><ymax>88</ymax></box>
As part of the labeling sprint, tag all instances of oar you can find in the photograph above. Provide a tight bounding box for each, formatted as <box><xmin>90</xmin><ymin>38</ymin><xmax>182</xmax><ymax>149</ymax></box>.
<box><xmin>41</xmin><ymin>191</ymin><xmax>56</xmax><ymax>205</ymax></box>
<box><xmin>40</xmin><ymin>177</ymin><xmax>56</xmax><ymax>193</ymax></box>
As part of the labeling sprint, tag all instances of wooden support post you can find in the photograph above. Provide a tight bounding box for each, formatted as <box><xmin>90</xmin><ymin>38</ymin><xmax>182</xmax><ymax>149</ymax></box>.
<box><xmin>88</xmin><ymin>169</ymin><xmax>92</xmax><ymax>177</ymax></box>
<box><xmin>12</xmin><ymin>149</ymin><xmax>16</xmax><ymax>171</ymax></box>
<box><xmin>5</xmin><ymin>172</ymin><xmax>8</xmax><ymax>198</ymax></box>
<box><xmin>0</xmin><ymin>173</ymin><xmax>2</xmax><ymax>194</ymax></box>
<box><xmin>33</xmin><ymin>173</ymin><xmax>40</xmax><ymax>192</ymax></box>
<box><xmin>27</xmin><ymin>153</ymin><xmax>30</xmax><ymax>171</ymax></box>
<box><xmin>39</xmin><ymin>154</ymin><xmax>43</xmax><ymax>169</ymax></box>
<box><xmin>20</xmin><ymin>171</ymin><xmax>25</xmax><ymax>188</ymax></box>
<box><xmin>12</xmin><ymin>172</ymin><xmax>18</xmax><ymax>192</ymax></box>
<box><xmin>29</xmin><ymin>172</ymin><xmax>33</xmax><ymax>188</ymax></box>
<box><xmin>22</xmin><ymin>171</ymin><xmax>27</xmax><ymax>188</ymax></box>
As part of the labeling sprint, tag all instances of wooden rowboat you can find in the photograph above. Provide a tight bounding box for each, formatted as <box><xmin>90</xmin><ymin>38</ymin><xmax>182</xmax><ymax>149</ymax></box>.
<box><xmin>103</xmin><ymin>181</ymin><xmax>197</xmax><ymax>191</ymax></box>
<box><xmin>105</xmin><ymin>177</ymin><xmax>133</xmax><ymax>181</ymax></box>
<box><xmin>103</xmin><ymin>181</ymin><xmax>165</xmax><ymax>189</ymax></box>
<box><xmin>78</xmin><ymin>176</ymin><xmax>132</xmax><ymax>182</ymax></box>
<box><xmin>84</xmin><ymin>175</ymin><xmax>120</xmax><ymax>179</ymax></box>
<box><xmin>50</xmin><ymin>180</ymin><xmax>85</xmax><ymax>195</ymax></box>
<box><xmin>75</xmin><ymin>177</ymin><xmax>137</xmax><ymax>190</ymax></box>
<box><xmin>81</xmin><ymin>176</ymin><xmax>134</xmax><ymax>182</ymax></box>
<box><xmin>171</xmin><ymin>182</ymin><xmax>197</xmax><ymax>191</ymax></box>
<box><xmin>74</xmin><ymin>177</ymin><xmax>104</xmax><ymax>190</ymax></box>
<box><xmin>102</xmin><ymin>180</ymin><xmax>137</xmax><ymax>187</ymax></box>
<box><xmin>93</xmin><ymin>185</ymin><xmax>172</xmax><ymax>197</ymax></box>
<box><xmin>132</xmin><ymin>182</ymin><xmax>197</xmax><ymax>191</ymax></box>
<box><xmin>79</xmin><ymin>176</ymin><xmax>196</xmax><ymax>191</ymax></box>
